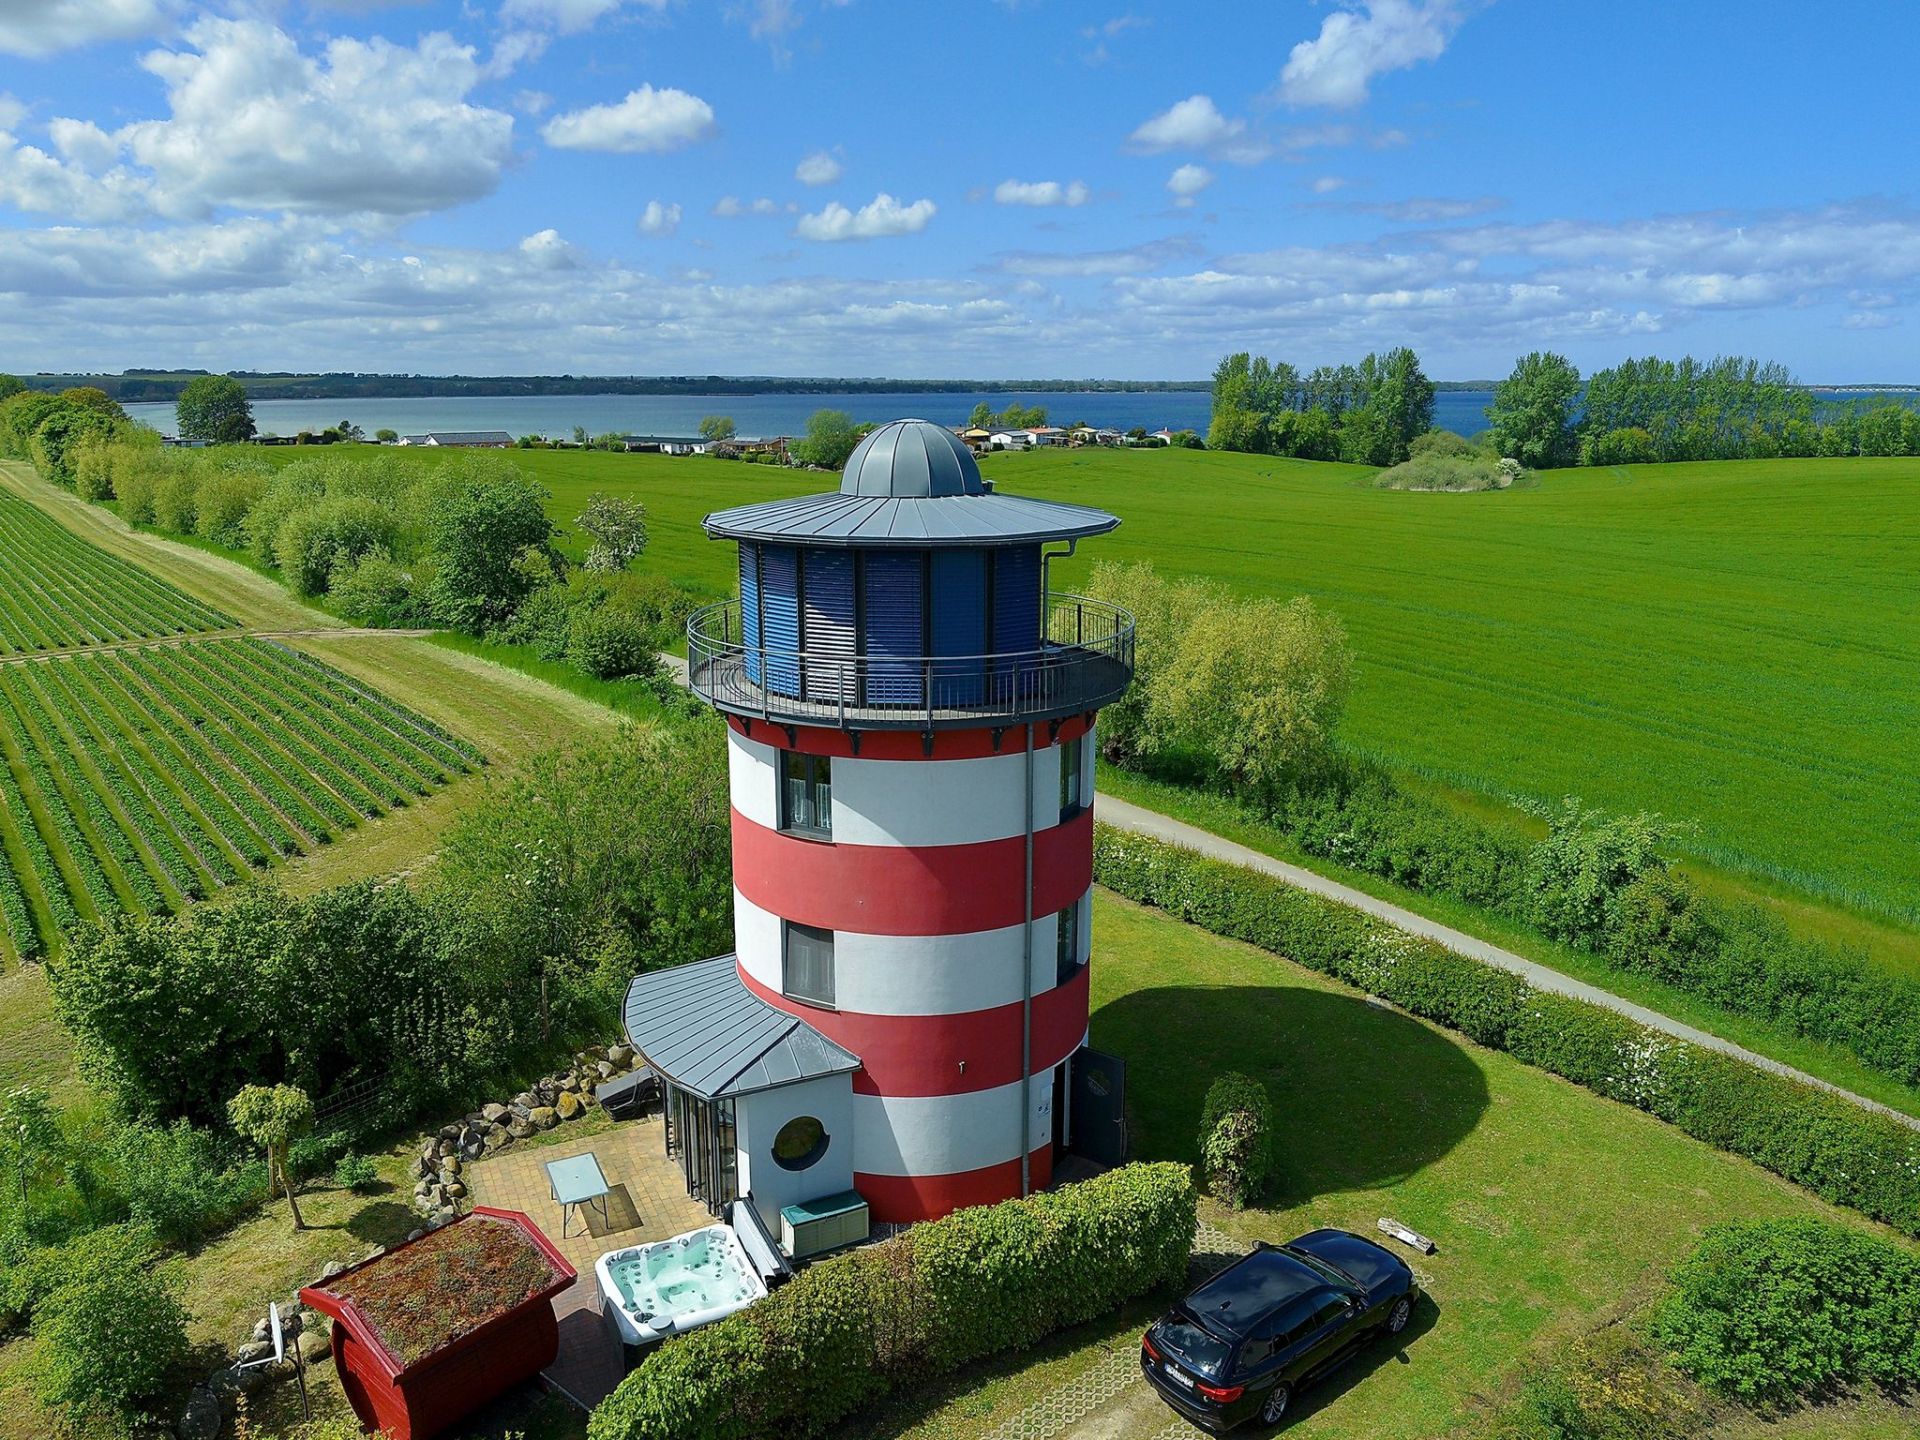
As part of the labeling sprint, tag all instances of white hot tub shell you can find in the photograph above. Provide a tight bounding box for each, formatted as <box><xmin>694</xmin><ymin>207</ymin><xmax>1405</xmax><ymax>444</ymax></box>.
<box><xmin>595</xmin><ymin>1224</ymin><xmax>768</xmax><ymax>1345</ymax></box>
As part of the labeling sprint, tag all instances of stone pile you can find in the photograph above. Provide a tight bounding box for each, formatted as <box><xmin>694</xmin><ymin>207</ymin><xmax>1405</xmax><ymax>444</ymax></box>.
<box><xmin>406</xmin><ymin>1043</ymin><xmax>641</xmax><ymax>1230</ymax></box>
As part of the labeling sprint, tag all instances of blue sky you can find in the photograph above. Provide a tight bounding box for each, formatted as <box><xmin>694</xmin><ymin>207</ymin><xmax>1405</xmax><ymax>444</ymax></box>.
<box><xmin>1</xmin><ymin>0</ymin><xmax>1916</xmax><ymax>380</ymax></box>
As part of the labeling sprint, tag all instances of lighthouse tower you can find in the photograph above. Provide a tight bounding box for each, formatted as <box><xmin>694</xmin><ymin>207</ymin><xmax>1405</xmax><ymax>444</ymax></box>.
<box><xmin>626</xmin><ymin>420</ymin><xmax>1133</xmax><ymax>1228</ymax></box>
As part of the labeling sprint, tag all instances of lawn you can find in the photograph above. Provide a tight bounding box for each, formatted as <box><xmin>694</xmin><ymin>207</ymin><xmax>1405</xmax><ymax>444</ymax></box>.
<box><xmin>253</xmin><ymin>444</ymin><xmax>1920</xmax><ymax>936</ymax></box>
<box><xmin>841</xmin><ymin>891</ymin><xmax>1918</xmax><ymax>1440</ymax></box>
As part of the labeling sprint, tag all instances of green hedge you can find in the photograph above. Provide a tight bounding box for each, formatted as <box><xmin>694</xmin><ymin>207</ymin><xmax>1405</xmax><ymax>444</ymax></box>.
<box><xmin>588</xmin><ymin>1162</ymin><xmax>1195</xmax><ymax>1440</ymax></box>
<box><xmin>1094</xmin><ymin>825</ymin><xmax>1920</xmax><ymax>1237</ymax></box>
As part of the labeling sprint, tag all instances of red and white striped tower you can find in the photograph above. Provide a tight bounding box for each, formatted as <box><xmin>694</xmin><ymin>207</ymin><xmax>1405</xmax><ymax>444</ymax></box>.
<box><xmin>688</xmin><ymin>420</ymin><xmax>1134</xmax><ymax>1223</ymax></box>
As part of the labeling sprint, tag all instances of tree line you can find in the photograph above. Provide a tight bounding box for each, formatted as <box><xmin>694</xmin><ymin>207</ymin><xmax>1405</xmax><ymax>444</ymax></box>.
<box><xmin>1205</xmin><ymin>347</ymin><xmax>1920</xmax><ymax>469</ymax></box>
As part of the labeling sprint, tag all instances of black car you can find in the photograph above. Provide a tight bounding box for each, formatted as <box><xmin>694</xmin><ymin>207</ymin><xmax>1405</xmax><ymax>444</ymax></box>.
<box><xmin>1141</xmin><ymin>1229</ymin><xmax>1419</xmax><ymax>1430</ymax></box>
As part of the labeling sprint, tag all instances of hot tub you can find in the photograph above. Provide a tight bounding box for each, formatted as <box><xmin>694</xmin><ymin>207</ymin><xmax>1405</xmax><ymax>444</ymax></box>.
<box><xmin>595</xmin><ymin>1224</ymin><xmax>767</xmax><ymax>1345</ymax></box>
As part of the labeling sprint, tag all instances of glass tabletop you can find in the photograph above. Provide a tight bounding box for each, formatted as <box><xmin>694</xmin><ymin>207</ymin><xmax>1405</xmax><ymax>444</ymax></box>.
<box><xmin>545</xmin><ymin>1152</ymin><xmax>610</xmax><ymax>1205</ymax></box>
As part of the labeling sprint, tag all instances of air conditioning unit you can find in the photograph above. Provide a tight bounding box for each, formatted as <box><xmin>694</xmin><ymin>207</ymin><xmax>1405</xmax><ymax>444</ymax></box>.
<box><xmin>780</xmin><ymin>1190</ymin><xmax>869</xmax><ymax>1260</ymax></box>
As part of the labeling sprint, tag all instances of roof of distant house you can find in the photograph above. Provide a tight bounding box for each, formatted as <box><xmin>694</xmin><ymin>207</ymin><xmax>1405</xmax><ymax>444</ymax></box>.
<box><xmin>423</xmin><ymin>430</ymin><xmax>513</xmax><ymax>444</ymax></box>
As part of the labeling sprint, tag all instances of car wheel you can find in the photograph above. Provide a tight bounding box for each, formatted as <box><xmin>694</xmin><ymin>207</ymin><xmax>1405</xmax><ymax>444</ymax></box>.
<box><xmin>1387</xmin><ymin>1297</ymin><xmax>1412</xmax><ymax>1335</ymax></box>
<box><xmin>1260</xmin><ymin>1383</ymin><xmax>1291</xmax><ymax>1425</ymax></box>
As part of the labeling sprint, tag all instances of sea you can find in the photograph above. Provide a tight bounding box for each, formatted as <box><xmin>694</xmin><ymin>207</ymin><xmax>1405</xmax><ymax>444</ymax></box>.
<box><xmin>122</xmin><ymin>388</ymin><xmax>1505</xmax><ymax>441</ymax></box>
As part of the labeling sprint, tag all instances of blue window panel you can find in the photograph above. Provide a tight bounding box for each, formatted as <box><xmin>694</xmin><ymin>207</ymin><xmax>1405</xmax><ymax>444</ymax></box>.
<box><xmin>760</xmin><ymin>545</ymin><xmax>801</xmax><ymax>697</ymax></box>
<box><xmin>993</xmin><ymin>546</ymin><xmax>1043</xmax><ymax>700</ymax></box>
<box><xmin>801</xmin><ymin>548</ymin><xmax>856</xmax><ymax>704</ymax></box>
<box><xmin>740</xmin><ymin>544</ymin><xmax>762</xmax><ymax>686</ymax></box>
<box><xmin>930</xmin><ymin>549</ymin><xmax>987</xmax><ymax>707</ymax></box>
<box><xmin>861</xmin><ymin>550</ymin><xmax>924</xmax><ymax>706</ymax></box>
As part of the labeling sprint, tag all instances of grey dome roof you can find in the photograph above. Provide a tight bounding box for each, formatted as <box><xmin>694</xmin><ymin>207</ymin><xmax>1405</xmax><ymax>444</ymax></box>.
<box><xmin>841</xmin><ymin>419</ymin><xmax>984</xmax><ymax>498</ymax></box>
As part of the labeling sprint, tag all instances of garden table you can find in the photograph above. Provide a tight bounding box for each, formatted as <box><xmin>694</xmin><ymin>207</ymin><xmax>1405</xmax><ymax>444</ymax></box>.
<box><xmin>545</xmin><ymin>1151</ymin><xmax>612</xmax><ymax>1238</ymax></box>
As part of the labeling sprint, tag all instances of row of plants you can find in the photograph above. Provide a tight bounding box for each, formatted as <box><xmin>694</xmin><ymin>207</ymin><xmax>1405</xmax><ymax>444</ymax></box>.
<box><xmin>0</xmin><ymin>668</ymin><xmax>118</xmax><ymax>918</ymax></box>
<box><xmin>1085</xmin><ymin>558</ymin><xmax>1920</xmax><ymax>1101</ymax></box>
<box><xmin>1093</xmin><ymin>824</ymin><xmax>1920</xmax><ymax>1237</ymax></box>
<box><xmin>0</xmin><ymin>489</ymin><xmax>230</xmax><ymax>653</ymax></box>
<box><xmin>588</xmin><ymin>1162</ymin><xmax>1197</xmax><ymax>1440</ymax></box>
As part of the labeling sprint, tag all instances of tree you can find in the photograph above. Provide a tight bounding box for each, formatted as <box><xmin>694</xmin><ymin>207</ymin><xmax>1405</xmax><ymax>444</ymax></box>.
<box><xmin>572</xmin><ymin>424</ymin><xmax>590</xmax><ymax>446</ymax></box>
<box><xmin>577</xmin><ymin>492</ymin><xmax>650</xmax><ymax>572</ymax></box>
<box><xmin>1488</xmin><ymin>351</ymin><xmax>1581</xmax><ymax>468</ymax></box>
<box><xmin>698</xmin><ymin>415</ymin><xmax>737</xmax><ymax>442</ymax></box>
<box><xmin>336</xmin><ymin>418</ymin><xmax>365</xmax><ymax>442</ymax></box>
<box><xmin>175</xmin><ymin>374</ymin><xmax>255</xmax><ymax>443</ymax></box>
<box><xmin>375</xmin><ymin>427</ymin><xmax>398</xmax><ymax>443</ymax></box>
<box><xmin>0</xmin><ymin>374</ymin><xmax>22</xmax><ymax>402</ymax></box>
<box><xmin>27</xmin><ymin>402</ymin><xmax>114</xmax><ymax>483</ymax></box>
<box><xmin>31</xmin><ymin>1241</ymin><xmax>191</xmax><ymax>1431</ymax></box>
<box><xmin>58</xmin><ymin>386</ymin><xmax>127</xmax><ymax>421</ymax></box>
<box><xmin>422</xmin><ymin>458</ymin><xmax>556</xmax><ymax>631</ymax></box>
<box><xmin>0</xmin><ymin>1085</ymin><xmax>59</xmax><ymax>1215</ymax></box>
<box><xmin>968</xmin><ymin>401</ymin><xmax>994</xmax><ymax>429</ymax></box>
<box><xmin>792</xmin><ymin>408</ymin><xmax>863</xmax><ymax>469</ymax></box>
<box><xmin>227</xmin><ymin>1083</ymin><xmax>315</xmax><ymax>1230</ymax></box>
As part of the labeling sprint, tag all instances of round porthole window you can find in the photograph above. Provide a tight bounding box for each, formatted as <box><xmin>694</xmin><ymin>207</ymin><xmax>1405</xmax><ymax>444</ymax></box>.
<box><xmin>772</xmin><ymin>1116</ymin><xmax>830</xmax><ymax>1171</ymax></box>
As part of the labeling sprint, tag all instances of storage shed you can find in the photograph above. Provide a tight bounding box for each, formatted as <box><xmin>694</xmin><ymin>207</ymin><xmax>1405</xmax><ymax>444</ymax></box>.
<box><xmin>299</xmin><ymin>1207</ymin><xmax>575</xmax><ymax>1440</ymax></box>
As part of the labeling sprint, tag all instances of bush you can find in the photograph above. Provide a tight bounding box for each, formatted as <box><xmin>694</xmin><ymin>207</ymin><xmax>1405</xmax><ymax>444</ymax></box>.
<box><xmin>589</xmin><ymin>1162</ymin><xmax>1194</xmax><ymax>1440</ymax></box>
<box><xmin>194</xmin><ymin>460</ymin><xmax>270</xmax><ymax>548</ymax></box>
<box><xmin>31</xmin><ymin>1233</ymin><xmax>191</xmax><ymax>1432</ymax></box>
<box><xmin>1582</xmin><ymin>426</ymin><xmax>1658</xmax><ymax>466</ymax></box>
<box><xmin>1093</xmin><ymin>825</ymin><xmax>1920</xmax><ymax>1237</ymax></box>
<box><xmin>1523</xmin><ymin>799</ymin><xmax>1681</xmax><ymax>951</ymax></box>
<box><xmin>0</xmin><ymin>1223</ymin><xmax>162</xmax><ymax>1335</ymax></box>
<box><xmin>330</xmin><ymin>549</ymin><xmax>423</xmax><ymax>627</ymax></box>
<box><xmin>1653</xmin><ymin>1219</ymin><xmax>1920</xmax><ymax>1404</ymax></box>
<box><xmin>333</xmin><ymin>1152</ymin><xmax>380</xmax><ymax>1194</ymax></box>
<box><xmin>1197</xmin><ymin>1073</ymin><xmax>1275</xmax><ymax>1208</ymax></box>
<box><xmin>568</xmin><ymin>605</ymin><xmax>662</xmax><ymax>680</ymax></box>
<box><xmin>274</xmin><ymin>495</ymin><xmax>399</xmax><ymax>596</ymax></box>
<box><xmin>1372</xmin><ymin>452</ymin><xmax>1514</xmax><ymax>491</ymax></box>
<box><xmin>111</xmin><ymin>1120</ymin><xmax>263</xmax><ymax>1245</ymax></box>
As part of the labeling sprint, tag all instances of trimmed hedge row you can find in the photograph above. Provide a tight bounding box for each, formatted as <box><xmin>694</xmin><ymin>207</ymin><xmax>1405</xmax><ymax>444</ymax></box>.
<box><xmin>1093</xmin><ymin>825</ymin><xmax>1920</xmax><ymax>1237</ymax></box>
<box><xmin>588</xmin><ymin>1162</ymin><xmax>1196</xmax><ymax>1440</ymax></box>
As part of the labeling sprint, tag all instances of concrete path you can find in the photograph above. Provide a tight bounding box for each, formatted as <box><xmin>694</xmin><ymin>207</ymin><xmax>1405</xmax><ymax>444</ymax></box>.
<box><xmin>1097</xmin><ymin>794</ymin><xmax>1920</xmax><ymax>1133</ymax></box>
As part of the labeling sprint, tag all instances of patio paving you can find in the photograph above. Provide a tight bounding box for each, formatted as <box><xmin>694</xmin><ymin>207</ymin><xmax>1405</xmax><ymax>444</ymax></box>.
<box><xmin>466</xmin><ymin>1114</ymin><xmax>713</xmax><ymax>1410</ymax></box>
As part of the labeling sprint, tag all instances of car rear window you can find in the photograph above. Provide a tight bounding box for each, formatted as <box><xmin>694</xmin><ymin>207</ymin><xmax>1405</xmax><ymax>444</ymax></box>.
<box><xmin>1157</xmin><ymin>1317</ymin><xmax>1231</xmax><ymax>1378</ymax></box>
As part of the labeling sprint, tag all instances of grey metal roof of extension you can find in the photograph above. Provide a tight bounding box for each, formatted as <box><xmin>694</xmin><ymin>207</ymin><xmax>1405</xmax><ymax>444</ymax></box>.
<box><xmin>841</xmin><ymin>419</ymin><xmax>985</xmax><ymax>497</ymax></box>
<box><xmin>622</xmin><ymin>956</ymin><xmax>862</xmax><ymax>1100</ymax></box>
<box><xmin>703</xmin><ymin>418</ymin><xmax>1120</xmax><ymax>548</ymax></box>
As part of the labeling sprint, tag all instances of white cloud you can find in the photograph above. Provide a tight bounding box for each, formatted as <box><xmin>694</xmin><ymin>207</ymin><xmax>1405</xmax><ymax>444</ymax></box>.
<box><xmin>1081</xmin><ymin>13</ymin><xmax>1149</xmax><ymax>65</ymax></box>
<box><xmin>638</xmin><ymin>199</ymin><xmax>681</xmax><ymax>236</ymax></box>
<box><xmin>713</xmin><ymin>195</ymin><xmax>786</xmax><ymax>217</ymax></box>
<box><xmin>515</xmin><ymin>90</ymin><xmax>553</xmax><ymax>115</ymax></box>
<box><xmin>1346</xmin><ymin>195</ymin><xmax>1504</xmax><ymax>221</ymax></box>
<box><xmin>1278</xmin><ymin>0</ymin><xmax>1468</xmax><ymax>109</ymax></box>
<box><xmin>499</xmin><ymin>0</ymin><xmax>668</xmax><ymax>33</ymax></box>
<box><xmin>795</xmin><ymin>149</ymin><xmax>842</xmax><ymax>186</ymax></box>
<box><xmin>994</xmin><ymin>236</ymin><xmax>1200</xmax><ymax>277</ymax></box>
<box><xmin>1127</xmin><ymin>94</ymin><xmax>1243</xmax><ymax>153</ymax></box>
<box><xmin>13</xmin><ymin>18</ymin><xmax>519</xmax><ymax>220</ymax></box>
<box><xmin>994</xmin><ymin>178</ymin><xmax>1091</xmax><ymax>208</ymax></box>
<box><xmin>542</xmin><ymin>85</ymin><xmax>716</xmax><ymax>153</ymax></box>
<box><xmin>1166</xmin><ymin>164</ymin><xmax>1214</xmax><ymax>207</ymax></box>
<box><xmin>0</xmin><ymin>0</ymin><xmax>170</xmax><ymax>58</ymax></box>
<box><xmin>0</xmin><ymin>96</ymin><xmax>25</xmax><ymax>133</ymax></box>
<box><xmin>1311</xmin><ymin>175</ymin><xmax>1351</xmax><ymax>194</ymax></box>
<box><xmin>795</xmin><ymin>192</ymin><xmax>935</xmax><ymax>242</ymax></box>
<box><xmin>518</xmin><ymin>228</ymin><xmax>579</xmax><ymax>269</ymax></box>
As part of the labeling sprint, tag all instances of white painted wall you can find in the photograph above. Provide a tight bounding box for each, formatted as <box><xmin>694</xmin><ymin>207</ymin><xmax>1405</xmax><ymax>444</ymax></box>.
<box><xmin>735</xmin><ymin>1073</ymin><xmax>856</xmax><ymax>1231</ymax></box>
<box><xmin>852</xmin><ymin>1076</ymin><xmax>1054</xmax><ymax>1177</ymax></box>
<box><xmin>735</xmin><ymin>886</ymin><xmax>1093</xmax><ymax>1016</ymax></box>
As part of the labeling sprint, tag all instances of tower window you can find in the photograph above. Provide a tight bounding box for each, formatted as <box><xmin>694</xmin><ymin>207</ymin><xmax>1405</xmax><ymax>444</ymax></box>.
<box><xmin>784</xmin><ymin>922</ymin><xmax>836</xmax><ymax>1008</ymax></box>
<box><xmin>1056</xmin><ymin>897</ymin><xmax>1083</xmax><ymax>986</ymax></box>
<box><xmin>1059</xmin><ymin>734</ymin><xmax>1085</xmax><ymax>820</ymax></box>
<box><xmin>779</xmin><ymin>751</ymin><xmax>832</xmax><ymax>837</ymax></box>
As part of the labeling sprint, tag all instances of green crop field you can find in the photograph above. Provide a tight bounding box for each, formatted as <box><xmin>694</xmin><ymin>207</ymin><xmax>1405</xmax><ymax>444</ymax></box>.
<box><xmin>0</xmin><ymin>489</ymin><xmax>234</xmax><ymax>651</ymax></box>
<box><xmin>260</xmin><ymin>443</ymin><xmax>1920</xmax><ymax>926</ymax></box>
<box><xmin>0</xmin><ymin>638</ymin><xmax>482</xmax><ymax>963</ymax></box>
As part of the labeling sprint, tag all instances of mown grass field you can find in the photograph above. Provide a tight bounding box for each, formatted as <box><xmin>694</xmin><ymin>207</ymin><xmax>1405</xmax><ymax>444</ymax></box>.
<box><xmin>259</xmin><ymin>443</ymin><xmax>1920</xmax><ymax>930</ymax></box>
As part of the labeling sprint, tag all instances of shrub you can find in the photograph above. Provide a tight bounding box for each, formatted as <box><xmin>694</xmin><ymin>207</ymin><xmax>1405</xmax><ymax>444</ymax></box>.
<box><xmin>274</xmin><ymin>495</ymin><xmax>399</xmax><ymax>596</ymax></box>
<box><xmin>589</xmin><ymin>1162</ymin><xmax>1194</xmax><ymax>1440</ymax></box>
<box><xmin>0</xmin><ymin>1223</ymin><xmax>162</xmax><ymax>1335</ymax></box>
<box><xmin>194</xmin><ymin>460</ymin><xmax>269</xmax><ymax>548</ymax></box>
<box><xmin>71</xmin><ymin>437</ymin><xmax>117</xmax><ymax>500</ymax></box>
<box><xmin>568</xmin><ymin>605</ymin><xmax>661</xmax><ymax>680</ymax></box>
<box><xmin>333</xmin><ymin>1152</ymin><xmax>380</xmax><ymax>1194</ymax></box>
<box><xmin>1653</xmin><ymin>1219</ymin><xmax>1920</xmax><ymax>1404</ymax></box>
<box><xmin>1197</xmin><ymin>1072</ymin><xmax>1275</xmax><ymax>1208</ymax></box>
<box><xmin>1523</xmin><ymin>799</ymin><xmax>1681</xmax><ymax>951</ymax></box>
<box><xmin>151</xmin><ymin>461</ymin><xmax>200</xmax><ymax>533</ymax></box>
<box><xmin>30</xmin><ymin>1226</ymin><xmax>190</xmax><ymax>1431</ymax></box>
<box><xmin>330</xmin><ymin>549</ymin><xmax>423</xmax><ymax>627</ymax></box>
<box><xmin>1093</xmin><ymin>825</ymin><xmax>1920</xmax><ymax>1237</ymax></box>
<box><xmin>244</xmin><ymin>467</ymin><xmax>327</xmax><ymax>567</ymax></box>
<box><xmin>1372</xmin><ymin>452</ymin><xmax>1512</xmax><ymax>491</ymax></box>
<box><xmin>1582</xmin><ymin>426</ymin><xmax>1658</xmax><ymax>466</ymax></box>
<box><xmin>111</xmin><ymin>1119</ymin><xmax>263</xmax><ymax>1245</ymax></box>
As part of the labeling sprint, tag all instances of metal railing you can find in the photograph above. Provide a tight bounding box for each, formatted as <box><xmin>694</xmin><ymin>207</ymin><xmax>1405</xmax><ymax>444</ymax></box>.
<box><xmin>688</xmin><ymin>591</ymin><xmax>1135</xmax><ymax>729</ymax></box>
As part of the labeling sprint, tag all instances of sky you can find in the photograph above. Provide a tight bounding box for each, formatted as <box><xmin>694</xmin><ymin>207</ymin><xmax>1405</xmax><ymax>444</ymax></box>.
<box><xmin>0</xmin><ymin>0</ymin><xmax>1916</xmax><ymax>381</ymax></box>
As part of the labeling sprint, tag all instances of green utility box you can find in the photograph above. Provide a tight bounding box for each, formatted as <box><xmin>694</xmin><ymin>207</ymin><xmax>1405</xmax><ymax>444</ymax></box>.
<box><xmin>780</xmin><ymin>1190</ymin><xmax>869</xmax><ymax>1259</ymax></box>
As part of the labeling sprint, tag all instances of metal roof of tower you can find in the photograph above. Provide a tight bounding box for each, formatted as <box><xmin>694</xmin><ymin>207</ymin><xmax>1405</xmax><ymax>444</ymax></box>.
<box><xmin>622</xmin><ymin>956</ymin><xmax>862</xmax><ymax>1100</ymax></box>
<box><xmin>702</xmin><ymin>418</ymin><xmax>1120</xmax><ymax>548</ymax></box>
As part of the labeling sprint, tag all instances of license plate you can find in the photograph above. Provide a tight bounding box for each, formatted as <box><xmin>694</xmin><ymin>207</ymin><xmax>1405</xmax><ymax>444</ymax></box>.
<box><xmin>1166</xmin><ymin>1366</ymin><xmax>1193</xmax><ymax>1389</ymax></box>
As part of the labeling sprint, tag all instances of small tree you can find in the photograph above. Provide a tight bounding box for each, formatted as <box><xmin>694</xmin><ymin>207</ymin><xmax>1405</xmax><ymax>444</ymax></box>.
<box><xmin>375</xmin><ymin>427</ymin><xmax>398</xmax><ymax>443</ymax></box>
<box><xmin>1523</xmin><ymin>798</ymin><xmax>1684</xmax><ymax>950</ymax></box>
<box><xmin>175</xmin><ymin>374</ymin><xmax>255</xmax><ymax>443</ymax></box>
<box><xmin>698</xmin><ymin>415</ymin><xmax>736</xmax><ymax>442</ymax></box>
<box><xmin>0</xmin><ymin>1085</ymin><xmax>59</xmax><ymax>1217</ymax></box>
<box><xmin>228</xmin><ymin>1083</ymin><xmax>315</xmax><ymax>1231</ymax></box>
<box><xmin>577</xmin><ymin>493</ymin><xmax>650</xmax><ymax>572</ymax></box>
<box><xmin>1489</xmin><ymin>351</ymin><xmax>1581</xmax><ymax>468</ymax></box>
<box><xmin>792</xmin><ymin>408</ymin><xmax>863</xmax><ymax>469</ymax></box>
<box><xmin>1197</xmin><ymin>1073</ymin><xmax>1275</xmax><ymax>1209</ymax></box>
<box><xmin>32</xmin><ymin>1251</ymin><xmax>191</xmax><ymax>1432</ymax></box>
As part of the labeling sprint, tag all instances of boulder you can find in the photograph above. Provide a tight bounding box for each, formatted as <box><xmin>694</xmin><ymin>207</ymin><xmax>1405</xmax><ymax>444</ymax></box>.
<box><xmin>595</xmin><ymin>1060</ymin><xmax>617</xmax><ymax>1082</ymax></box>
<box><xmin>435</xmin><ymin>1137</ymin><xmax>458</xmax><ymax>1159</ymax></box>
<box><xmin>532</xmin><ymin>1080</ymin><xmax>559</xmax><ymax>1106</ymax></box>
<box><xmin>481</xmin><ymin>1102</ymin><xmax>510</xmax><ymax>1124</ymax></box>
<box><xmin>506</xmin><ymin>1116</ymin><xmax>537</xmax><ymax>1141</ymax></box>
<box><xmin>178</xmin><ymin>1388</ymin><xmax>222</xmax><ymax>1440</ymax></box>
<box><xmin>428</xmin><ymin>1207</ymin><xmax>457</xmax><ymax>1231</ymax></box>
<box><xmin>210</xmin><ymin>1363</ymin><xmax>270</xmax><ymax>1406</ymax></box>
<box><xmin>439</xmin><ymin>1155</ymin><xmax>463</xmax><ymax>1178</ymax></box>
<box><xmin>235</xmin><ymin>1340</ymin><xmax>275</xmax><ymax>1367</ymax></box>
<box><xmin>406</xmin><ymin>1228</ymin><xmax>425</xmax><ymax>1244</ymax></box>
<box><xmin>445</xmin><ymin>1181</ymin><xmax>468</xmax><ymax>1200</ymax></box>
<box><xmin>483</xmin><ymin>1122</ymin><xmax>513</xmax><ymax>1151</ymax></box>
<box><xmin>530</xmin><ymin>1106</ymin><xmax>559</xmax><ymax>1131</ymax></box>
<box><xmin>608</xmin><ymin>1043</ymin><xmax>635</xmax><ymax>1069</ymax></box>
<box><xmin>296</xmin><ymin>1326</ymin><xmax>332</xmax><ymax>1364</ymax></box>
<box><xmin>318</xmin><ymin>1260</ymin><xmax>347</xmax><ymax>1283</ymax></box>
<box><xmin>461</xmin><ymin>1139</ymin><xmax>486</xmax><ymax>1163</ymax></box>
<box><xmin>438</xmin><ymin>1123</ymin><xmax>461</xmax><ymax>1142</ymax></box>
<box><xmin>250</xmin><ymin>1316</ymin><xmax>273</xmax><ymax>1344</ymax></box>
<box><xmin>555</xmin><ymin>1090</ymin><xmax>584</xmax><ymax>1121</ymax></box>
